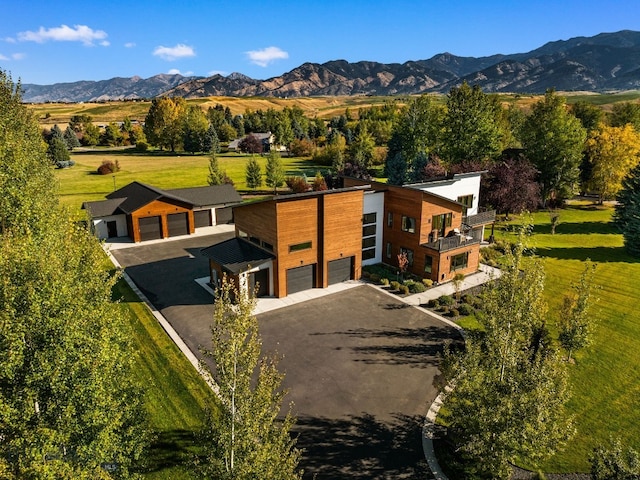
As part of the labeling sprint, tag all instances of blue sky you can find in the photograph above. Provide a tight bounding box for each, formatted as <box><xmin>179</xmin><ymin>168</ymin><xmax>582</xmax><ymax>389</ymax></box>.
<box><xmin>1</xmin><ymin>0</ymin><xmax>638</xmax><ymax>85</ymax></box>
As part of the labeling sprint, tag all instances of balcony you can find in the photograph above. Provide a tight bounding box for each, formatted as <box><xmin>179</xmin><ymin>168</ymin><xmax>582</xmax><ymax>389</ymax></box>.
<box><xmin>422</xmin><ymin>234</ymin><xmax>480</xmax><ymax>252</ymax></box>
<box><xmin>463</xmin><ymin>209</ymin><xmax>496</xmax><ymax>227</ymax></box>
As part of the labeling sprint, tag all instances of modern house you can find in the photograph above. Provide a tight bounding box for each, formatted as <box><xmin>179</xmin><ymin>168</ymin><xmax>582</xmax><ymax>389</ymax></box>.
<box><xmin>82</xmin><ymin>181</ymin><xmax>242</xmax><ymax>242</ymax></box>
<box><xmin>202</xmin><ymin>172</ymin><xmax>495</xmax><ymax>298</ymax></box>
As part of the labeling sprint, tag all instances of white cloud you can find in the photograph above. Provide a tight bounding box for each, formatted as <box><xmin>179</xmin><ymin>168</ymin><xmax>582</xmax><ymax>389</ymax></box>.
<box><xmin>167</xmin><ymin>68</ymin><xmax>193</xmax><ymax>76</ymax></box>
<box><xmin>245</xmin><ymin>46</ymin><xmax>288</xmax><ymax>67</ymax></box>
<box><xmin>12</xmin><ymin>53</ymin><xmax>25</xmax><ymax>60</ymax></box>
<box><xmin>4</xmin><ymin>37</ymin><xmax>16</xmax><ymax>44</ymax></box>
<box><xmin>124</xmin><ymin>42</ymin><xmax>136</xmax><ymax>48</ymax></box>
<box><xmin>208</xmin><ymin>70</ymin><xmax>227</xmax><ymax>77</ymax></box>
<box><xmin>100</xmin><ymin>40</ymin><xmax>110</xmax><ymax>47</ymax></box>
<box><xmin>153</xmin><ymin>43</ymin><xmax>195</xmax><ymax>61</ymax></box>
<box><xmin>17</xmin><ymin>24</ymin><xmax>108</xmax><ymax>46</ymax></box>
<box><xmin>0</xmin><ymin>54</ymin><xmax>8</xmax><ymax>60</ymax></box>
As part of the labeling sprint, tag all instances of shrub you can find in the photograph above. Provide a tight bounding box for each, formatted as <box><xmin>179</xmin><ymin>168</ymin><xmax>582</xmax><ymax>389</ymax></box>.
<box><xmin>97</xmin><ymin>160</ymin><xmax>120</xmax><ymax>175</ymax></box>
<box><xmin>461</xmin><ymin>294</ymin><xmax>475</xmax><ymax>305</ymax></box>
<box><xmin>379</xmin><ymin>277</ymin><xmax>389</xmax><ymax>286</ymax></box>
<box><xmin>422</xmin><ymin>278</ymin><xmax>433</xmax><ymax>288</ymax></box>
<box><xmin>438</xmin><ymin>295</ymin><xmax>454</xmax><ymax>306</ymax></box>
<box><xmin>439</xmin><ymin>306</ymin><xmax>450</xmax><ymax>315</ymax></box>
<box><xmin>370</xmin><ymin>273</ymin><xmax>381</xmax><ymax>283</ymax></box>
<box><xmin>289</xmin><ymin>138</ymin><xmax>315</xmax><ymax>157</ymax></box>
<box><xmin>361</xmin><ymin>270</ymin><xmax>371</xmax><ymax>279</ymax></box>
<box><xmin>285</xmin><ymin>176</ymin><xmax>309</xmax><ymax>193</ymax></box>
<box><xmin>427</xmin><ymin>299</ymin><xmax>439</xmax><ymax>308</ymax></box>
<box><xmin>458</xmin><ymin>303</ymin><xmax>474</xmax><ymax>316</ymax></box>
<box><xmin>448</xmin><ymin>308</ymin><xmax>460</xmax><ymax>318</ymax></box>
<box><xmin>407</xmin><ymin>281</ymin><xmax>426</xmax><ymax>294</ymax></box>
<box><xmin>398</xmin><ymin>285</ymin><xmax>409</xmax><ymax>295</ymax></box>
<box><xmin>390</xmin><ymin>281</ymin><xmax>400</xmax><ymax>291</ymax></box>
<box><xmin>135</xmin><ymin>141</ymin><xmax>149</xmax><ymax>152</ymax></box>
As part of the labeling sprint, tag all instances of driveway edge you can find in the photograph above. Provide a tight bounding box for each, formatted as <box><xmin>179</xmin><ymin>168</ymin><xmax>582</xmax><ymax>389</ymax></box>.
<box><xmin>105</xmin><ymin>246</ymin><xmax>220</xmax><ymax>396</ymax></box>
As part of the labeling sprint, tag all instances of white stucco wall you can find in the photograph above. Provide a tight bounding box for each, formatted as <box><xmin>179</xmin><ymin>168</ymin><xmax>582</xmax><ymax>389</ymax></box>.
<box><xmin>413</xmin><ymin>172</ymin><xmax>482</xmax><ymax>216</ymax></box>
<box><xmin>91</xmin><ymin>215</ymin><xmax>128</xmax><ymax>239</ymax></box>
<box><xmin>362</xmin><ymin>191</ymin><xmax>385</xmax><ymax>266</ymax></box>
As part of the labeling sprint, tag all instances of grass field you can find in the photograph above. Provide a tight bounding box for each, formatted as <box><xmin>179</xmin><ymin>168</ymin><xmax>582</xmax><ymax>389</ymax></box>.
<box><xmin>58</xmin><ymin>148</ymin><xmax>329</xmax><ymax>214</ymax></box>
<box><xmin>112</xmin><ymin>278</ymin><xmax>219</xmax><ymax>479</ymax></box>
<box><xmin>491</xmin><ymin>203</ymin><xmax>640</xmax><ymax>473</ymax></box>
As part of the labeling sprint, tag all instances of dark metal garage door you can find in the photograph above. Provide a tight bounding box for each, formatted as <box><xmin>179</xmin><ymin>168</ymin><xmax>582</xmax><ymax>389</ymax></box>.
<box><xmin>167</xmin><ymin>212</ymin><xmax>189</xmax><ymax>237</ymax></box>
<box><xmin>194</xmin><ymin>210</ymin><xmax>212</xmax><ymax>228</ymax></box>
<box><xmin>138</xmin><ymin>216</ymin><xmax>162</xmax><ymax>241</ymax></box>
<box><xmin>328</xmin><ymin>257</ymin><xmax>353</xmax><ymax>285</ymax></box>
<box><xmin>286</xmin><ymin>264</ymin><xmax>315</xmax><ymax>295</ymax></box>
<box><xmin>215</xmin><ymin>206</ymin><xmax>233</xmax><ymax>225</ymax></box>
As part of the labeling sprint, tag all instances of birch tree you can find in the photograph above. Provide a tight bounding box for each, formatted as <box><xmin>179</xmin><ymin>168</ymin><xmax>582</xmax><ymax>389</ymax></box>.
<box><xmin>198</xmin><ymin>279</ymin><xmax>301</xmax><ymax>480</ymax></box>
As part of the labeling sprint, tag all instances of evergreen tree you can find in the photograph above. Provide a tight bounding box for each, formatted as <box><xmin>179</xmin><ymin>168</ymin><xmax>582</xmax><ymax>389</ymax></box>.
<box><xmin>245</xmin><ymin>156</ymin><xmax>263</xmax><ymax>189</ymax></box>
<box><xmin>63</xmin><ymin>125</ymin><xmax>80</xmax><ymax>150</ymax></box>
<box><xmin>613</xmin><ymin>163</ymin><xmax>640</xmax><ymax>232</ymax></box>
<box><xmin>46</xmin><ymin>137</ymin><xmax>70</xmax><ymax>165</ymax></box>
<box><xmin>408</xmin><ymin>151</ymin><xmax>429</xmax><ymax>183</ymax></box>
<box><xmin>198</xmin><ymin>279</ymin><xmax>302</xmax><ymax>480</ymax></box>
<box><xmin>441</xmin><ymin>227</ymin><xmax>574</xmax><ymax>479</ymax></box>
<box><xmin>207</xmin><ymin>155</ymin><xmax>224</xmax><ymax>185</ymax></box>
<box><xmin>49</xmin><ymin>124</ymin><xmax>65</xmax><ymax>143</ymax></box>
<box><xmin>265</xmin><ymin>150</ymin><xmax>285</xmax><ymax>194</ymax></box>
<box><xmin>203</xmin><ymin>124</ymin><xmax>220</xmax><ymax>153</ymax></box>
<box><xmin>385</xmin><ymin>151</ymin><xmax>408</xmax><ymax>185</ymax></box>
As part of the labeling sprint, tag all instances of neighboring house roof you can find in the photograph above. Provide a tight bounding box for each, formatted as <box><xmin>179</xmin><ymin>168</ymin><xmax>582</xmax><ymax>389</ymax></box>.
<box><xmin>166</xmin><ymin>184</ymin><xmax>242</xmax><ymax>207</ymax></box>
<box><xmin>82</xmin><ymin>181</ymin><xmax>242</xmax><ymax>218</ymax></box>
<box><xmin>201</xmin><ymin>238</ymin><xmax>275</xmax><ymax>274</ymax></box>
<box><xmin>82</xmin><ymin>198</ymin><xmax>126</xmax><ymax>217</ymax></box>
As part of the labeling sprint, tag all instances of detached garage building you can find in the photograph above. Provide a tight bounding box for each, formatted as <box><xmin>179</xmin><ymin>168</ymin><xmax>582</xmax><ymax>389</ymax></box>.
<box><xmin>82</xmin><ymin>181</ymin><xmax>242</xmax><ymax>242</ymax></box>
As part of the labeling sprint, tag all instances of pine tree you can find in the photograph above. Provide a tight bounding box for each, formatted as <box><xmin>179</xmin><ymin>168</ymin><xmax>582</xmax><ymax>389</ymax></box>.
<box><xmin>198</xmin><ymin>279</ymin><xmax>302</xmax><ymax>480</ymax></box>
<box><xmin>614</xmin><ymin>163</ymin><xmax>640</xmax><ymax>243</ymax></box>
<box><xmin>207</xmin><ymin>155</ymin><xmax>224</xmax><ymax>185</ymax></box>
<box><xmin>203</xmin><ymin>124</ymin><xmax>220</xmax><ymax>153</ymax></box>
<box><xmin>385</xmin><ymin>151</ymin><xmax>408</xmax><ymax>185</ymax></box>
<box><xmin>265</xmin><ymin>150</ymin><xmax>285</xmax><ymax>194</ymax></box>
<box><xmin>245</xmin><ymin>156</ymin><xmax>263</xmax><ymax>189</ymax></box>
<box><xmin>63</xmin><ymin>125</ymin><xmax>80</xmax><ymax>150</ymax></box>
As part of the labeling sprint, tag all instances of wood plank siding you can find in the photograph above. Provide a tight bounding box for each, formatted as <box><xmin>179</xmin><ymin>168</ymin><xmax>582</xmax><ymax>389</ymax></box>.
<box><xmin>130</xmin><ymin>199</ymin><xmax>194</xmax><ymax>243</ymax></box>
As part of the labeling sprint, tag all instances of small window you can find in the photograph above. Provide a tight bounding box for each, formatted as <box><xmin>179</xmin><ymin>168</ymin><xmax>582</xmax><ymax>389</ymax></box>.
<box><xmin>400</xmin><ymin>247</ymin><xmax>414</xmax><ymax>267</ymax></box>
<box><xmin>289</xmin><ymin>241</ymin><xmax>312</xmax><ymax>252</ymax></box>
<box><xmin>387</xmin><ymin>212</ymin><xmax>393</xmax><ymax>228</ymax></box>
<box><xmin>386</xmin><ymin>242</ymin><xmax>392</xmax><ymax>259</ymax></box>
<box><xmin>362</xmin><ymin>249</ymin><xmax>376</xmax><ymax>260</ymax></box>
<box><xmin>261</xmin><ymin>240</ymin><xmax>274</xmax><ymax>252</ymax></box>
<box><xmin>424</xmin><ymin>255</ymin><xmax>433</xmax><ymax>274</ymax></box>
<box><xmin>363</xmin><ymin>225</ymin><xmax>376</xmax><ymax>237</ymax></box>
<box><xmin>362</xmin><ymin>237</ymin><xmax>376</xmax><ymax>249</ymax></box>
<box><xmin>401</xmin><ymin>216</ymin><xmax>416</xmax><ymax>233</ymax></box>
<box><xmin>457</xmin><ymin>195</ymin><xmax>474</xmax><ymax>215</ymax></box>
<box><xmin>432</xmin><ymin>213</ymin><xmax>452</xmax><ymax>231</ymax></box>
<box><xmin>450</xmin><ymin>252</ymin><xmax>469</xmax><ymax>272</ymax></box>
<box><xmin>363</xmin><ymin>212</ymin><xmax>377</xmax><ymax>224</ymax></box>
<box><xmin>249</xmin><ymin>236</ymin><xmax>260</xmax><ymax>245</ymax></box>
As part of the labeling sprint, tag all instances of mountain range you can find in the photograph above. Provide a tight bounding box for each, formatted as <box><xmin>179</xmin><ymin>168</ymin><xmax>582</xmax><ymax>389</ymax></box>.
<box><xmin>21</xmin><ymin>30</ymin><xmax>640</xmax><ymax>102</ymax></box>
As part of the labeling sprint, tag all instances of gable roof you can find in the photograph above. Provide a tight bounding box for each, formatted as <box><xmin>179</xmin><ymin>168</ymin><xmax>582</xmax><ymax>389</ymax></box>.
<box><xmin>201</xmin><ymin>238</ymin><xmax>275</xmax><ymax>274</ymax></box>
<box><xmin>83</xmin><ymin>181</ymin><xmax>242</xmax><ymax>218</ymax></box>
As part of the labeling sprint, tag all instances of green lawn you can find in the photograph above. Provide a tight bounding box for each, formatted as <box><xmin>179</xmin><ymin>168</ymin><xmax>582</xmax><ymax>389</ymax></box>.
<box><xmin>493</xmin><ymin>203</ymin><xmax>640</xmax><ymax>473</ymax></box>
<box><xmin>113</xmin><ymin>278</ymin><xmax>220</xmax><ymax>479</ymax></box>
<box><xmin>57</xmin><ymin>148</ymin><xmax>329</xmax><ymax>214</ymax></box>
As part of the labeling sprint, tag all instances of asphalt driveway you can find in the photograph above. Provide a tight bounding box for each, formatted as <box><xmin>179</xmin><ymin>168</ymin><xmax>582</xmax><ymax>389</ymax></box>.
<box><xmin>111</xmin><ymin>236</ymin><xmax>462</xmax><ymax>479</ymax></box>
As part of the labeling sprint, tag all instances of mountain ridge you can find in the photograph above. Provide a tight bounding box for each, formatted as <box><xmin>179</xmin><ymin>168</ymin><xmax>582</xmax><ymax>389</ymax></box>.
<box><xmin>21</xmin><ymin>30</ymin><xmax>640</xmax><ymax>102</ymax></box>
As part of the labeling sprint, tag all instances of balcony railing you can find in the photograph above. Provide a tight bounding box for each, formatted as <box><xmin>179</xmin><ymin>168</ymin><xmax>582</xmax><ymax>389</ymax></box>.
<box><xmin>463</xmin><ymin>209</ymin><xmax>496</xmax><ymax>227</ymax></box>
<box><xmin>423</xmin><ymin>234</ymin><xmax>480</xmax><ymax>252</ymax></box>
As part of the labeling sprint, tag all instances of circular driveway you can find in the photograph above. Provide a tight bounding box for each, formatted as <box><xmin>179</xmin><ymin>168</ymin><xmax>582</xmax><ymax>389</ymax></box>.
<box><xmin>111</xmin><ymin>236</ymin><xmax>462</xmax><ymax>479</ymax></box>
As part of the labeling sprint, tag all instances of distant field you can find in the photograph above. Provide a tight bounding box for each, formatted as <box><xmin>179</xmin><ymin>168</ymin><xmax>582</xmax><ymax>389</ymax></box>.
<box><xmin>58</xmin><ymin>148</ymin><xmax>328</xmax><ymax>214</ymax></box>
<box><xmin>29</xmin><ymin>91</ymin><xmax>640</xmax><ymax>128</ymax></box>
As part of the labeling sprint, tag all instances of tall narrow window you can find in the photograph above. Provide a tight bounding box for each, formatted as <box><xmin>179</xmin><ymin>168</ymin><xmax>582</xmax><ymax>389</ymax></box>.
<box><xmin>457</xmin><ymin>194</ymin><xmax>474</xmax><ymax>216</ymax></box>
<box><xmin>424</xmin><ymin>255</ymin><xmax>433</xmax><ymax>274</ymax></box>
<box><xmin>387</xmin><ymin>211</ymin><xmax>393</xmax><ymax>228</ymax></box>
<box><xmin>386</xmin><ymin>242</ymin><xmax>392</xmax><ymax>259</ymax></box>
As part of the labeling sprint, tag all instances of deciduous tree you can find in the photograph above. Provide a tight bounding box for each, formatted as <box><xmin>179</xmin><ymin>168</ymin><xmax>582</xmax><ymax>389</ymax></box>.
<box><xmin>239</xmin><ymin>134</ymin><xmax>263</xmax><ymax>154</ymax></box>
<box><xmin>609</xmin><ymin>101</ymin><xmax>640</xmax><ymax>131</ymax></box>
<box><xmin>520</xmin><ymin>90</ymin><xmax>587</xmax><ymax>205</ymax></box>
<box><xmin>441</xmin><ymin>228</ymin><xmax>573</xmax><ymax>479</ymax></box>
<box><xmin>585</xmin><ymin>124</ymin><xmax>640</xmax><ymax>202</ymax></box>
<box><xmin>591</xmin><ymin>438</ymin><xmax>640</xmax><ymax>480</ymax></box>
<box><xmin>143</xmin><ymin>97</ymin><xmax>187</xmax><ymax>152</ymax></box>
<box><xmin>198</xmin><ymin>279</ymin><xmax>302</xmax><ymax>480</ymax></box>
<box><xmin>482</xmin><ymin>157</ymin><xmax>541</xmax><ymax>218</ymax></box>
<box><xmin>183</xmin><ymin>105</ymin><xmax>210</xmax><ymax>153</ymax></box>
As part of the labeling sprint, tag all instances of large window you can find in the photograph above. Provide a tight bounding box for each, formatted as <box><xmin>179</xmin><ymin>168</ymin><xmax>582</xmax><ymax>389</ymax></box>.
<box><xmin>424</xmin><ymin>255</ymin><xmax>433</xmax><ymax>274</ymax></box>
<box><xmin>432</xmin><ymin>213</ymin><xmax>452</xmax><ymax>232</ymax></box>
<box><xmin>400</xmin><ymin>247</ymin><xmax>414</xmax><ymax>267</ymax></box>
<box><xmin>362</xmin><ymin>212</ymin><xmax>377</xmax><ymax>261</ymax></box>
<box><xmin>401</xmin><ymin>216</ymin><xmax>416</xmax><ymax>233</ymax></box>
<box><xmin>450</xmin><ymin>252</ymin><xmax>469</xmax><ymax>272</ymax></box>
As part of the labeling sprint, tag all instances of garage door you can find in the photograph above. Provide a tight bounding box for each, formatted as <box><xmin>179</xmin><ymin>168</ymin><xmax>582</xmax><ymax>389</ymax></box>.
<box><xmin>167</xmin><ymin>212</ymin><xmax>189</xmax><ymax>237</ymax></box>
<box><xmin>215</xmin><ymin>206</ymin><xmax>233</xmax><ymax>225</ymax></box>
<box><xmin>286</xmin><ymin>264</ymin><xmax>315</xmax><ymax>295</ymax></box>
<box><xmin>139</xmin><ymin>216</ymin><xmax>162</xmax><ymax>241</ymax></box>
<box><xmin>194</xmin><ymin>210</ymin><xmax>212</xmax><ymax>228</ymax></box>
<box><xmin>328</xmin><ymin>257</ymin><xmax>353</xmax><ymax>285</ymax></box>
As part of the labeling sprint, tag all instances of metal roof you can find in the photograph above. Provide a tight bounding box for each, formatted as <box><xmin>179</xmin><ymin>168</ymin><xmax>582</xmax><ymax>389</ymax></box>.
<box><xmin>201</xmin><ymin>238</ymin><xmax>275</xmax><ymax>274</ymax></box>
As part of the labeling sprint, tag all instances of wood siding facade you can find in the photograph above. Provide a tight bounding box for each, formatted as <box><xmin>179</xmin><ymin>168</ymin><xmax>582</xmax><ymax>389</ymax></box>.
<box><xmin>129</xmin><ymin>199</ymin><xmax>194</xmax><ymax>243</ymax></box>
